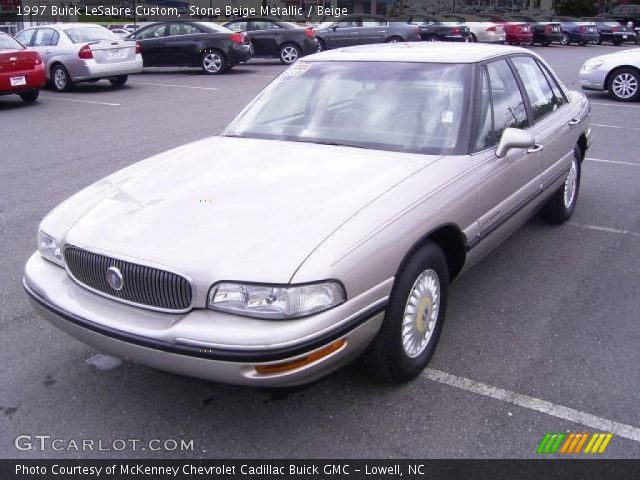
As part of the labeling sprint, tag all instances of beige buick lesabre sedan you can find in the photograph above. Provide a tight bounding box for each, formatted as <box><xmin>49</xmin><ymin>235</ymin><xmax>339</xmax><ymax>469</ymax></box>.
<box><xmin>24</xmin><ymin>43</ymin><xmax>591</xmax><ymax>387</ymax></box>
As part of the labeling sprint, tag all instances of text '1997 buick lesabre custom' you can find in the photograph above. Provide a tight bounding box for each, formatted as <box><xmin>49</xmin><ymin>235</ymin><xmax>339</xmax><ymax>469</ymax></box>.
<box><xmin>24</xmin><ymin>43</ymin><xmax>591</xmax><ymax>387</ymax></box>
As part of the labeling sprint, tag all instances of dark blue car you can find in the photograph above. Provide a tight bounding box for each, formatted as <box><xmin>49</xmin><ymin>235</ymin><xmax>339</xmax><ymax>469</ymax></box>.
<box><xmin>548</xmin><ymin>16</ymin><xmax>600</xmax><ymax>45</ymax></box>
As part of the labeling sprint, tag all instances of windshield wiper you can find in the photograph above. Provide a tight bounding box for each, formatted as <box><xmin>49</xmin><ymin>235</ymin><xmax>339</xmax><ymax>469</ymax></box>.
<box><xmin>293</xmin><ymin>139</ymin><xmax>366</xmax><ymax>149</ymax></box>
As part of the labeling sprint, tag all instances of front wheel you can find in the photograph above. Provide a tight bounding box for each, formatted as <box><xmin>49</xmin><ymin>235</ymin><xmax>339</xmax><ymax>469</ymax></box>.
<box><xmin>385</xmin><ymin>36</ymin><xmax>404</xmax><ymax>43</ymax></box>
<box><xmin>470</xmin><ymin>33</ymin><xmax>478</xmax><ymax>42</ymax></box>
<box><xmin>19</xmin><ymin>89</ymin><xmax>39</xmax><ymax>103</ymax></box>
<box><xmin>608</xmin><ymin>67</ymin><xmax>640</xmax><ymax>102</ymax></box>
<box><xmin>540</xmin><ymin>149</ymin><xmax>581</xmax><ymax>223</ymax></box>
<box><xmin>200</xmin><ymin>50</ymin><xmax>226</xmax><ymax>75</ymax></box>
<box><xmin>109</xmin><ymin>75</ymin><xmax>128</xmax><ymax>87</ymax></box>
<box><xmin>360</xmin><ymin>242</ymin><xmax>449</xmax><ymax>383</ymax></box>
<box><xmin>279</xmin><ymin>44</ymin><xmax>300</xmax><ymax>65</ymax></box>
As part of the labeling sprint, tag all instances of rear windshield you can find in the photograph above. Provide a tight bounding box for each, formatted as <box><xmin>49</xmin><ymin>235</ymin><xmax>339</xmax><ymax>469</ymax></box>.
<box><xmin>0</xmin><ymin>34</ymin><xmax>23</xmax><ymax>50</ymax></box>
<box><xmin>197</xmin><ymin>22</ymin><xmax>233</xmax><ymax>33</ymax></box>
<box><xmin>64</xmin><ymin>27</ymin><xmax>119</xmax><ymax>43</ymax></box>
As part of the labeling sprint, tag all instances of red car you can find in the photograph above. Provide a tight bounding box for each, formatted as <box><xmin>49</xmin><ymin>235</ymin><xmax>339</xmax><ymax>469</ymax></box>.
<box><xmin>481</xmin><ymin>15</ymin><xmax>534</xmax><ymax>46</ymax></box>
<box><xmin>0</xmin><ymin>32</ymin><xmax>46</xmax><ymax>103</ymax></box>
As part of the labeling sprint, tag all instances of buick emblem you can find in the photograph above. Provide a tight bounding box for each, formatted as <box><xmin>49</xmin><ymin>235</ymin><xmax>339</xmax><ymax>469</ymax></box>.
<box><xmin>106</xmin><ymin>266</ymin><xmax>124</xmax><ymax>291</ymax></box>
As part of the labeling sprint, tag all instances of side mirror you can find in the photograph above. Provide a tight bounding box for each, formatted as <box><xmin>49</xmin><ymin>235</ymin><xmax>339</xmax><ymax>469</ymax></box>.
<box><xmin>495</xmin><ymin>128</ymin><xmax>535</xmax><ymax>158</ymax></box>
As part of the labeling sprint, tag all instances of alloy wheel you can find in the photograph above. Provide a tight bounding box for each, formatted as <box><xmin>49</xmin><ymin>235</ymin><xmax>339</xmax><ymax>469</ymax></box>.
<box><xmin>401</xmin><ymin>269</ymin><xmax>440</xmax><ymax>358</ymax></box>
<box><xmin>54</xmin><ymin>68</ymin><xmax>67</xmax><ymax>90</ymax></box>
<box><xmin>561</xmin><ymin>33</ymin><xmax>570</xmax><ymax>45</ymax></box>
<box><xmin>202</xmin><ymin>53</ymin><xmax>222</xmax><ymax>73</ymax></box>
<box><xmin>281</xmin><ymin>46</ymin><xmax>298</xmax><ymax>64</ymax></box>
<box><xmin>612</xmin><ymin>72</ymin><xmax>638</xmax><ymax>99</ymax></box>
<box><xmin>564</xmin><ymin>158</ymin><xmax>578</xmax><ymax>209</ymax></box>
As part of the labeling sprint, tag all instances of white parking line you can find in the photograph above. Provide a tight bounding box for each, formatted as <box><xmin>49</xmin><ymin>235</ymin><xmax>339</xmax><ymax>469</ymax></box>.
<box><xmin>568</xmin><ymin>222</ymin><xmax>640</xmax><ymax>239</ymax></box>
<box><xmin>247</xmin><ymin>74</ymin><xmax>277</xmax><ymax>78</ymax></box>
<box><xmin>127</xmin><ymin>81</ymin><xmax>218</xmax><ymax>91</ymax></box>
<box><xmin>424</xmin><ymin>368</ymin><xmax>640</xmax><ymax>442</ymax></box>
<box><xmin>586</xmin><ymin>157</ymin><xmax>640</xmax><ymax>167</ymax></box>
<box><xmin>590</xmin><ymin>102</ymin><xmax>640</xmax><ymax>109</ymax></box>
<box><xmin>40</xmin><ymin>96</ymin><xmax>120</xmax><ymax>106</ymax></box>
<box><xmin>591</xmin><ymin>123</ymin><xmax>640</xmax><ymax>132</ymax></box>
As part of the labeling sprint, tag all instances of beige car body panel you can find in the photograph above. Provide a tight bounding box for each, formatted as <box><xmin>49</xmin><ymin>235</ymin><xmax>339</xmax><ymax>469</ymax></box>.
<box><xmin>24</xmin><ymin>43</ymin><xmax>590</xmax><ymax>386</ymax></box>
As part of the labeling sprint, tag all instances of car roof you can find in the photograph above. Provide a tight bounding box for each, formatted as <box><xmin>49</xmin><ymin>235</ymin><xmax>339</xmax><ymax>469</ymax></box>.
<box><xmin>306</xmin><ymin>42</ymin><xmax>531</xmax><ymax>64</ymax></box>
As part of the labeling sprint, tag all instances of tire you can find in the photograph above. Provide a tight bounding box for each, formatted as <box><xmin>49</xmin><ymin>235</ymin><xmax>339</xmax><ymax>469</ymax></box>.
<box><xmin>560</xmin><ymin>32</ymin><xmax>570</xmax><ymax>45</ymax></box>
<box><xmin>51</xmin><ymin>64</ymin><xmax>72</xmax><ymax>92</ymax></box>
<box><xmin>596</xmin><ymin>37</ymin><xmax>602</xmax><ymax>45</ymax></box>
<box><xmin>613</xmin><ymin>38</ymin><xmax>622</xmax><ymax>46</ymax></box>
<box><xmin>109</xmin><ymin>75</ymin><xmax>128</xmax><ymax>87</ymax></box>
<box><xmin>200</xmin><ymin>50</ymin><xmax>226</xmax><ymax>75</ymax></box>
<box><xmin>279</xmin><ymin>43</ymin><xmax>300</xmax><ymax>65</ymax></box>
<box><xmin>542</xmin><ymin>40</ymin><xmax>551</xmax><ymax>46</ymax></box>
<box><xmin>19</xmin><ymin>89</ymin><xmax>39</xmax><ymax>103</ymax></box>
<box><xmin>540</xmin><ymin>147</ymin><xmax>581</xmax><ymax>224</ymax></box>
<box><xmin>316</xmin><ymin>38</ymin><xmax>325</xmax><ymax>52</ymax></box>
<box><xmin>524</xmin><ymin>40</ymin><xmax>534</xmax><ymax>46</ymax></box>
<box><xmin>360</xmin><ymin>242</ymin><xmax>449</xmax><ymax>383</ymax></box>
<box><xmin>385</xmin><ymin>36</ymin><xmax>404</xmax><ymax>43</ymax></box>
<box><xmin>607</xmin><ymin>67</ymin><xmax>640</xmax><ymax>102</ymax></box>
<box><xmin>425</xmin><ymin>34</ymin><xmax>439</xmax><ymax>42</ymax></box>
<box><xmin>470</xmin><ymin>33</ymin><xmax>477</xmax><ymax>42</ymax></box>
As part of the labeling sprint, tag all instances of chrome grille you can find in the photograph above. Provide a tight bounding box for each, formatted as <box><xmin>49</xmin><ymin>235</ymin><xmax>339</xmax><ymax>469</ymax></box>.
<box><xmin>64</xmin><ymin>246</ymin><xmax>193</xmax><ymax>311</ymax></box>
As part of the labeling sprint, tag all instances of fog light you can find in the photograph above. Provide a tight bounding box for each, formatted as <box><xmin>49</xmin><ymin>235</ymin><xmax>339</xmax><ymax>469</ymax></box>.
<box><xmin>254</xmin><ymin>339</ymin><xmax>347</xmax><ymax>375</ymax></box>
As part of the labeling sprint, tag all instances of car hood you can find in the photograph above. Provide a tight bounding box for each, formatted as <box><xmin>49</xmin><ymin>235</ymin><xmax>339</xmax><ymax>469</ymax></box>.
<box><xmin>56</xmin><ymin>136</ymin><xmax>430</xmax><ymax>285</ymax></box>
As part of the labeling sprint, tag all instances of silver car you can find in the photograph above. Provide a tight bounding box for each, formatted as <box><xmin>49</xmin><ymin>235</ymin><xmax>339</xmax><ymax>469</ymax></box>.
<box><xmin>15</xmin><ymin>23</ymin><xmax>143</xmax><ymax>91</ymax></box>
<box><xmin>24</xmin><ymin>43</ymin><xmax>590</xmax><ymax>387</ymax></box>
<box><xmin>439</xmin><ymin>13</ymin><xmax>507</xmax><ymax>42</ymax></box>
<box><xmin>579</xmin><ymin>48</ymin><xmax>640</xmax><ymax>102</ymax></box>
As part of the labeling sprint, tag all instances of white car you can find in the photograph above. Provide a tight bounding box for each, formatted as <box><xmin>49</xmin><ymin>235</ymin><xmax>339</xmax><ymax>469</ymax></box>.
<box><xmin>579</xmin><ymin>48</ymin><xmax>640</xmax><ymax>102</ymax></box>
<box><xmin>439</xmin><ymin>13</ymin><xmax>507</xmax><ymax>43</ymax></box>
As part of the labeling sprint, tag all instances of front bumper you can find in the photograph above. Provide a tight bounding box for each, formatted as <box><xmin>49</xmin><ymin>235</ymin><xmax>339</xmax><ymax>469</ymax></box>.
<box><xmin>67</xmin><ymin>55</ymin><xmax>143</xmax><ymax>82</ymax></box>
<box><xmin>23</xmin><ymin>253</ymin><xmax>386</xmax><ymax>387</ymax></box>
<box><xmin>475</xmin><ymin>30</ymin><xmax>507</xmax><ymax>43</ymax></box>
<box><xmin>574</xmin><ymin>32</ymin><xmax>600</xmax><ymax>43</ymax></box>
<box><xmin>533</xmin><ymin>31</ymin><xmax>562</xmax><ymax>43</ymax></box>
<box><xmin>579</xmin><ymin>68</ymin><xmax>608</xmax><ymax>91</ymax></box>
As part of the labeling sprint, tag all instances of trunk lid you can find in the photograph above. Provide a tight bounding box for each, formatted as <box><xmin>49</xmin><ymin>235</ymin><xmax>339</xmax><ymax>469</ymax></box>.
<box><xmin>0</xmin><ymin>48</ymin><xmax>38</xmax><ymax>73</ymax></box>
<box><xmin>88</xmin><ymin>40</ymin><xmax>136</xmax><ymax>64</ymax></box>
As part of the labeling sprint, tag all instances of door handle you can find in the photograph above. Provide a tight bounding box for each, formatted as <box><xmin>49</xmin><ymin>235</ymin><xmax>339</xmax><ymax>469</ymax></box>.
<box><xmin>44</xmin><ymin>50</ymin><xmax>52</xmax><ymax>54</ymax></box>
<box><xmin>568</xmin><ymin>117</ymin><xmax>581</xmax><ymax>126</ymax></box>
<box><xmin>527</xmin><ymin>144</ymin><xmax>543</xmax><ymax>153</ymax></box>
<box><xmin>351</xmin><ymin>32</ymin><xmax>359</xmax><ymax>35</ymax></box>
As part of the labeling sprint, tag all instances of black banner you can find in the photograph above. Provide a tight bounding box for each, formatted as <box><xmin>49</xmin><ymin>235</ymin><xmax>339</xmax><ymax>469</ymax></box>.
<box><xmin>2</xmin><ymin>460</ymin><xmax>640</xmax><ymax>480</ymax></box>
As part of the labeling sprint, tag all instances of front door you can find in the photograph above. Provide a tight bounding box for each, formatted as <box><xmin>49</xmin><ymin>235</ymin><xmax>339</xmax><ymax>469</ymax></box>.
<box><xmin>471</xmin><ymin>59</ymin><xmax>543</xmax><ymax>241</ymax></box>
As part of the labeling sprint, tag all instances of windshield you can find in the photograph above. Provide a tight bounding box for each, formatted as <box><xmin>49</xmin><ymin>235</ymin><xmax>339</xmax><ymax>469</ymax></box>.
<box><xmin>64</xmin><ymin>27</ymin><xmax>119</xmax><ymax>43</ymax></box>
<box><xmin>224</xmin><ymin>61</ymin><xmax>471</xmax><ymax>155</ymax></box>
<box><xmin>0</xmin><ymin>34</ymin><xmax>23</xmax><ymax>49</ymax></box>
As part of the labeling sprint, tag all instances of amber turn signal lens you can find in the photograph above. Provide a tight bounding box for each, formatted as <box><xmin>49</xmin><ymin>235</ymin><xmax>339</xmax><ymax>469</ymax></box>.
<box><xmin>255</xmin><ymin>338</ymin><xmax>347</xmax><ymax>375</ymax></box>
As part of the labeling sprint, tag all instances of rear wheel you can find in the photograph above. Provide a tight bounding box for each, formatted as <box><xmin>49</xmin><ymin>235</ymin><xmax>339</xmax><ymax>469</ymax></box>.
<box><xmin>51</xmin><ymin>64</ymin><xmax>72</xmax><ymax>92</ymax></box>
<box><xmin>316</xmin><ymin>38</ymin><xmax>326</xmax><ymax>52</ymax></box>
<box><xmin>540</xmin><ymin>148</ymin><xmax>581</xmax><ymax>223</ymax></box>
<box><xmin>596</xmin><ymin>37</ymin><xmax>602</xmax><ymax>45</ymax></box>
<box><xmin>613</xmin><ymin>38</ymin><xmax>622</xmax><ymax>46</ymax></box>
<box><xmin>561</xmin><ymin>32</ymin><xmax>570</xmax><ymax>45</ymax></box>
<box><xmin>360</xmin><ymin>242</ymin><xmax>449</xmax><ymax>383</ymax></box>
<box><xmin>542</xmin><ymin>40</ymin><xmax>551</xmax><ymax>46</ymax></box>
<box><xmin>425</xmin><ymin>35</ymin><xmax>439</xmax><ymax>42</ymax></box>
<box><xmin>385</xmin><ymin>36</ymin><xmax>404</xmax><ymax>43</ymax></box>
<box><xmin>470</xmin><ymin>33</ymin><xmax>477</xmax><ymax>42</ymax></box>
<box><xmin>200</xmin><ymin>50</ymin><xmax>226</xmax><ymax>75</ymax></box>
<box><xmin>608</xmin><ymin>67</ymin><xmax>640</xmax><ymax>102</ymax></box>
<box><xmin>279</xmin><ymin>43</ymin><xmax>300</xmax><ymax>65</ymax></box>
<box><xmin>19</xmin><ymin>89</ymin><xmax>39</xmax><ymax>103</ymax></box>
<box><xmin>109</xmin><ymin>75</ymin><xmax>128</xmax><ymax>87</ymax></box>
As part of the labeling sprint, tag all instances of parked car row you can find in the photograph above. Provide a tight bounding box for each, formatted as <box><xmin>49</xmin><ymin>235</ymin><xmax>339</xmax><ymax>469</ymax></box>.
<box><xmin>3</xmin><ymin>20</ymin><xmax>639</xmax><ymax>105</ymax></box>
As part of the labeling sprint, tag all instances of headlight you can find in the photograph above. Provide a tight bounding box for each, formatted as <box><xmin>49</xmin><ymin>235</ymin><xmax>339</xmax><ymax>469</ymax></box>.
<box><xmin>582</xmin><ymin>59</ymin><xmax>604</xmax><ymax>71</ymax></box>
<box><xmin>208</xmin><ymin>281</ymin><xmax>346</xmax><ymax>319</ymax></box>
<box><xmin>38</xmin><ymin>231</ymin><xmax>64</xmax><ymax>267</ymax></box>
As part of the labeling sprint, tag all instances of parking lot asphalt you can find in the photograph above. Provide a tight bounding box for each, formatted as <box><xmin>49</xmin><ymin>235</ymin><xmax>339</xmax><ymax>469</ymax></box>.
<box><xmin>1</xmin><ymin>45</ymin><xmax>639</xmax><ymax>459</ymax></box>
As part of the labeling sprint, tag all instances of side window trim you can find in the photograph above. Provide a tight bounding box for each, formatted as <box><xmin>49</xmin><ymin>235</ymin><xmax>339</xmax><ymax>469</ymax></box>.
<box><xmin>537</xmin><ymin>59</ymin><xmax>569</xmax><ymax>104</ymax></box>
<box><xmin>470</xmin><ymin>63</ymin><xmax>496</xmax><ymax>153</ymax></box>
<box><xmin>505</xmin><ymin>55</ymin><xmax>534</xmax><ymax>127</ymax></box>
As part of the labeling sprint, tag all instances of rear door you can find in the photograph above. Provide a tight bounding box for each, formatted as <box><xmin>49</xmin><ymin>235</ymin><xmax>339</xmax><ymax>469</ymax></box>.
<box><xmin>30</xmin><ymin>28</ymin><xmax>59</xmax><ymax>65</ymax></box>
<box><xmin>163</xmin><ymin>23</ymin><xmax>204</xmax><ymax>66</ymax></box>
<box><xmin>247</xmin><ymin>21</ymin><xmax>283</xmax><ymax>57</ymax></box>
<box><xmin>132</xmin><ymin>23</ymin><xmax>168</xmax><ymax>66</ymax></box>
<box><xmin>360</xmin><ymin>17</ymin><xmax>387</xmax><ymax>43</ymax></box>
<box><xmin>470</xmin><ymin>58</ymin><xmax>543</xmax><ymax>241</ymax></box>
